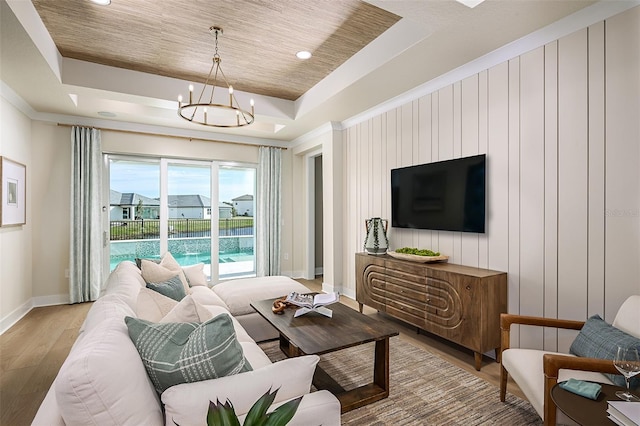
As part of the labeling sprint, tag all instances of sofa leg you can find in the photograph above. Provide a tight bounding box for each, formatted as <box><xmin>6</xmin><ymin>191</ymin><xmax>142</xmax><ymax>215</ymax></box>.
<box><xmin>500</xmin><ymin>365</ymin><xmax>508</xmax><ymax>402</ymax></box>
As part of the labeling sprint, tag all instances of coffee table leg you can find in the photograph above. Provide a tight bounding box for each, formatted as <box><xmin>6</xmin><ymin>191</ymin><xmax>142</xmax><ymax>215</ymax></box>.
<box><xmin>374</xmin><ymin>337</ymin><xmax>390</xmax><ymax>393</ymax></box>
<box><xmin>279</xmin><ymin>334</ymin><xmax>302</xmax><ymax>357</ymax></box>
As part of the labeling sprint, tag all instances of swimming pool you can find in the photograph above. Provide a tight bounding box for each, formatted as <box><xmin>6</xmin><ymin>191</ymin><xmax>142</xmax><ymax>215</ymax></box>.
<box><xmin>109</xmin><ymin>238</ymin><xmax>255</xmax><ymax>278</ymax></box>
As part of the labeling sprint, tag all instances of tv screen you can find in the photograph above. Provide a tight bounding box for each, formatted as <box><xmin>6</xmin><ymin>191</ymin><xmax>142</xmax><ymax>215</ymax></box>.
<box><xmin>391</xmin><ymin>154</ymin><xmax>486</xmax><ymax>233</ymax></box>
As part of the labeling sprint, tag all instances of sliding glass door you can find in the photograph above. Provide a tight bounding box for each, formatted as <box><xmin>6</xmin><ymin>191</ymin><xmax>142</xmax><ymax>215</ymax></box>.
<box><xmin>106</xmin><ymin>155</ymin><xmax>256</xmax><ymax>281</ymax></box>
<box><xmin>218</xmin><ymin>165</ymin><xmax>256</xmax><ymax>278</ymax></box>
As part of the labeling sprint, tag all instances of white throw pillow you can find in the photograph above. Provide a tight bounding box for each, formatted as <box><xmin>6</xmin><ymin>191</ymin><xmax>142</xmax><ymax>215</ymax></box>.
<box><xmin>137</xmin><ymin>287</ymin><xmax>179</xmax><ymax>322</ymax></box>
<box><xmin>162</xmin><ymin>355</ymin><xmax>319</xmax><ymax>426</ymax></box>
<box><xmin>182</xmin><ymin>263</ymin><xmax>208</xmax><ymax>287</ymax></box>
<box><xmin>160</xmin><ymin>295</ymin><xmax>214</xmax><ymax>323</ymax></box>
<box><xmin>141</xmin><ymin>252</ymin><xmax>190</xmax><ymax>295</ymax></box>
<box><xmin>55</xmin><ymin>316</ymin><xmax>163</xmax><ymax>425</ymax></box>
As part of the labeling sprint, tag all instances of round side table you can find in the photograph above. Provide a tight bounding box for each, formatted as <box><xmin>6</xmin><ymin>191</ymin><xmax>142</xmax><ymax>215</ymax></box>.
<box><xmin>551</xmin><ymin>381</ymin><xmax>637</xmax><ymax>425</ymax></box>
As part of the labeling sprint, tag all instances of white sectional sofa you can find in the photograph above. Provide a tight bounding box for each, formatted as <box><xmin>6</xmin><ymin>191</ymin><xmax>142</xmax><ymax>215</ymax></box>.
<box><xmin>32</xmin><ymin>260</ymin><xmax>341</xmax><ymax>426</ymax></box>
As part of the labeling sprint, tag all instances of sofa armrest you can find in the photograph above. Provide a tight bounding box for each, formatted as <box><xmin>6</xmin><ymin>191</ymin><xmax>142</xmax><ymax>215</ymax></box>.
<box><xmin>162</xmin><ymin>355</ymin><xmax>319</xmax><ymax>426</ymax></box>
<box><xmin>542</xmin><ymin>353</ymin><xmax>619</xmax><ymax>426</ymax></box>
<box><xmin>500</xmin><ymin>313</ymin><xmax>584</xmax><ymax>352</ymax></box>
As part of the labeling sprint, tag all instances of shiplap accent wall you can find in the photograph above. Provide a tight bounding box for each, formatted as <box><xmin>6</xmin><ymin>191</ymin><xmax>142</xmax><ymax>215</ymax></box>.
<box><xmin>342</xmin><ymin>7</ymin><xmax>639</xmax><ymax>351</ymax></box>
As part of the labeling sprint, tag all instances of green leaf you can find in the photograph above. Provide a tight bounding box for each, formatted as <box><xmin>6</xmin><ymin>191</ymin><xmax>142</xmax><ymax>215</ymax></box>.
<box><xmin>243</xmin><ymin>388</ymin><xmax>278</xmax><ymax>426</ymax></box>
<box><xmin>263</xmin><ymin>396</ymin><xmax>303</xmax><ymax>426</ymax></box>
<box><xmin>207</xmin><ymin>399</ymin><xmax>241</xmax><ymax>426</ymax></box>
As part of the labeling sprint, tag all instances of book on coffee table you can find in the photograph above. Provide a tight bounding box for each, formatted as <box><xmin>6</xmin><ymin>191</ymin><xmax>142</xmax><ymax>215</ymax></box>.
<box><xmin>286</xmin><ymin>292</ymin><xmax>339</xmax><ymax>318</ymax></box>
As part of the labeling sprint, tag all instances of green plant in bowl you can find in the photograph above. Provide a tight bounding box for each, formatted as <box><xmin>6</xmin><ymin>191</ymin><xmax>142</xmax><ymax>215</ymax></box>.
<box><xmin>396</xmin><ymin>247</ymin><xmax>441</xmax><ymax>257</ymax></box>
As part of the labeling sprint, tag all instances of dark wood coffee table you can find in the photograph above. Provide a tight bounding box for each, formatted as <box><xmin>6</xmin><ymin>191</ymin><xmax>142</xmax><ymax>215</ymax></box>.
<box><xmin>251</xmin><ymin>297</ymin><xmax>399</xmax><ymax>413</ymax></box>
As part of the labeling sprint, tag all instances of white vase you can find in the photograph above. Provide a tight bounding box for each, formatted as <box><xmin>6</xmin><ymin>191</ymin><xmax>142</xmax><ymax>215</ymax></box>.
<box><xmin>364</xmin><ymin>218</ymin><xmax>389</xmax><ymax>255</ymax></box>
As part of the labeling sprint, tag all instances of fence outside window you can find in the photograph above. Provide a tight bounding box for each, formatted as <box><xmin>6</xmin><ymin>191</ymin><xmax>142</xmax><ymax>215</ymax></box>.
<box><xmin>109</xmin><ymin>218</ymin><xmax>254</xmax><ymax>240</ymax></box>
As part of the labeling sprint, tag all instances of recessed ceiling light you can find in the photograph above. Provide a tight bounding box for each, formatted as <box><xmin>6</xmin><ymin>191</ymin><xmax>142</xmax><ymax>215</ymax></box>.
<box><xmin>90</xmin><ymin>0</ymin><xmax>111</xmax><ymax>5</ymax></box>
<box><xmin>296</xmin><ymin>51</ymin><xmax>312</xmax><ymax>60</ymax></box>
<box><xmin>98</xmin><ymin>111</ymin><xmax>116</xmax><ymax>117</ymax></box>
<box><xmin>455</xmin><ymin>0</ymin><xmax>485</xmax><ymax>8</ymax></box>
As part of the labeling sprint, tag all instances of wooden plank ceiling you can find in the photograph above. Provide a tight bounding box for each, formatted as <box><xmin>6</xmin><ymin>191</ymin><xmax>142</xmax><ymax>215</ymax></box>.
<box><xmin>31</xmin><ymin>0</ymin><xmax>400</xmax><ymax>101</ymax></box>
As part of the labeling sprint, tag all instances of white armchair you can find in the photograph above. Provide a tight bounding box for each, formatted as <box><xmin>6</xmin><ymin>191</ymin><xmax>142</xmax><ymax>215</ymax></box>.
<box><xmin>499</xmin><ymin>295</ymin><xmax>640</xmax><ymax>426</ymax></box>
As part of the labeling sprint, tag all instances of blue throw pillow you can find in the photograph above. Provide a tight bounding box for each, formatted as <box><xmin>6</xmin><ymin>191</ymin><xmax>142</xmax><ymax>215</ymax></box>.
<box><xmin>146</xmin><ymin>274</ymin><xmax>186</xmax><ymax>301</ymax></box>
<box><xmin>569</xmin><ymin>314</ymin><xmax>640</xmax><ymax>389</ymax></box>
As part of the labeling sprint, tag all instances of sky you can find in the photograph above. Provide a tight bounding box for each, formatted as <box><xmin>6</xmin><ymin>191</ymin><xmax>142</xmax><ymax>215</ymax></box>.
<box><xmin>110</xmin><ymin>160</ymin><xmax>254</xmax><ymax>203</ymax></box>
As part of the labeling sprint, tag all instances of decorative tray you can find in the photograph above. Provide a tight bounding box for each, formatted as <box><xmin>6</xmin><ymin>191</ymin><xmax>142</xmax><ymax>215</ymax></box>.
<box><xmin>387</xmin><ymin>251</ymin><xmax>449</xmax><ymax>263</ymax></box>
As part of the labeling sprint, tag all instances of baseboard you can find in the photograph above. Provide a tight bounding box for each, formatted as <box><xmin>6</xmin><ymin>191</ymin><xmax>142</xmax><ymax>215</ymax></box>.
<box><xmin>33</xmin><ymin>294</ymin><xmax>71</xmax><ymax>307</ymax></box>
<box><xmin>314</xmin><ymin>266</ymin><xmax>324</xmax><ymax>276</ymax></box>
<box><xmin>0</xmin><ymin>294</ymin><xmax>70</xmax><ymax>335</ymax></box>
<box><xmin>0</xmin><ymin>298</ymin><xmax>33</xmax><ymax>335</ymax></box>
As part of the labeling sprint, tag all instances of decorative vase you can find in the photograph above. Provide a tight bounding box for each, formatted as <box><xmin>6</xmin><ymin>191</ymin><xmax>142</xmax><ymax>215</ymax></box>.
<box><xmin>364</xmin><ymin>218</ymin><xmax>389</xmax><ymax>255</ymax></box>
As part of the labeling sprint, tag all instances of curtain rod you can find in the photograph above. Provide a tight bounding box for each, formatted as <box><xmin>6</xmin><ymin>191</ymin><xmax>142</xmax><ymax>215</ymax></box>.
<box><xmin>56</xmin><ymin>123</ymin><xmax>287</xmax><ymax>150</ymax></box>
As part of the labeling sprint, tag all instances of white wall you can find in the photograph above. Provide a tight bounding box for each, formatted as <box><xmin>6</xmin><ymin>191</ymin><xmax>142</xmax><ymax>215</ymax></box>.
<box><xmin>337</xmin><ymin>6</ymin><xmax>639</xmax><ymax>352</ymax></box>
<box><xmin>0</xmin><ymin>96</ymin><xmax>33</xmax><ymax>332</ymax></box>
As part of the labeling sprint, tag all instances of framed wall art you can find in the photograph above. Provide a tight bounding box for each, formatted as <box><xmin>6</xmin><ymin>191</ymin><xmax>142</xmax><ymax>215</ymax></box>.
<box><xmin>1</xmin><ymin>156</ymin><xmax>26</xmax><ymax>227</ymax></box>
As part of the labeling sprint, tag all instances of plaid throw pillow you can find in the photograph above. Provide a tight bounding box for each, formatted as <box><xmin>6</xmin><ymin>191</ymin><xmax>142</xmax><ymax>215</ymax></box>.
<box><xmin>570</xmin><ymin>314</ymin><xmax>640</xmax><ymax>389</ymax></box>
<box><xmin>125</xmin><ymin>314</ymin><xmax>252</xmax><ymax>393</ymax></box>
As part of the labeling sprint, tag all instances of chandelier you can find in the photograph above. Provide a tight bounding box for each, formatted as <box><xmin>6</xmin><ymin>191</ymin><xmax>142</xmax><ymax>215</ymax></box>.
<box><xmin>177</xmin><ymin>26</ymin><xmax>255</xmax><ymax>128</ymax></box>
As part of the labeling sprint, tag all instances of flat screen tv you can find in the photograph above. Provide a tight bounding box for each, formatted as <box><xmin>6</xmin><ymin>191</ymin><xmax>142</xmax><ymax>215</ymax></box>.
<box><xmin>391</xmin><ymin>154</ymin><xmax>486</xmax><ymax>233</ymax></box>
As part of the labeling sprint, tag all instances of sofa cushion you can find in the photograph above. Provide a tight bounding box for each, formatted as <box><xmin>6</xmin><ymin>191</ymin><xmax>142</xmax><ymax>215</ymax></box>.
<box><xmin>125</xmin><ymin>314</ymin><xmax>253</xmax><ymax>393</ymax></box>
<box><xmin>183</xmin><ymin>263</ymin><xmax>208</xmax><ymax>287</ymax></box>
<box><xmin>162</xmin><ymin>355</ymin><xmax>319</xmax><ymax>425</ymax></box>
<box><xmin>146</xmin><ymin>274</ymin><xmax>187</xmax><ymax>301</ymax></box>
<box><xmin>55</xmin><ymin>316</ymin><xmax>163</xmax><ymax>425</ymax></box>
<box><xmin>101</xmin><ymin>261</ymin><xmax>146</xmax><ymax>310</ymax></box>
<box><xmin>570</xmin><ymin>314</ymin><xmax>640</xmax><ymax>389</ymax></box>
<box><xmin>213</xmin><ymin>276</ymin><xmax>310</xmax><ymax>316</ymax></box>
<box><xmin>79</xmin><ymin>294</ymin><xmax>136</xmax><ymax>334</ymax></box>
<box><xmin>160</xmin><ymin>295</ymin><xmax>214</xmax><ymax>323</ymax></box>
<box><xmin>189</xmin><ymin>285</ymin><xmax>229</xmax><ymax>308</ymax></box>
<box><xmin>140</xmin><ymin>252</ymin><xmax>190</xmax><ymax>295</ymax></box>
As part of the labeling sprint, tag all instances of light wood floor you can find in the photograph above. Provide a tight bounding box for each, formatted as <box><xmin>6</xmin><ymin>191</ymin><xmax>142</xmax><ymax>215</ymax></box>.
<box><xmin>0</xmin><ymin>277</ymin><xmax>525</xmax><ymax>426</ymax></box>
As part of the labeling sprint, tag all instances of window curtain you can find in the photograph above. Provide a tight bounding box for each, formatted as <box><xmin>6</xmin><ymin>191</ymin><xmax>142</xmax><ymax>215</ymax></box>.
<box><xmin>256</xmin><ymin>146</ymin><xmax>282</xmax><ymax>276</ymax></box>
<box><xmin>69</xmin><ymin>126</ymin><xmax>103</xmax><ymax>303</ymax></box>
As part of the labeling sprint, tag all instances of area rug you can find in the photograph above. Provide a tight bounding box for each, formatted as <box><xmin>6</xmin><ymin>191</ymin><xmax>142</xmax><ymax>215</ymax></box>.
<box><xmin>260</xmin><ymin>337</ymin><xmax>542</xmax><ymax>425</ymax></box>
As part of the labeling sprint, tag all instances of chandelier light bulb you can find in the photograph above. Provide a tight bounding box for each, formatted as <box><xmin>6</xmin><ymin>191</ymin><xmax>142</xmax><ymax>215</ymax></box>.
<box><xmin>189</xmin><ymin>84</ymin><xmax>194</xmax><ymax>103</ymax></box>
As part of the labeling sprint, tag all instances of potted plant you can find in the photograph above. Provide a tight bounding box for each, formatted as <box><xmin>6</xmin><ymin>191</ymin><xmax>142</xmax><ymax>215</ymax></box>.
<box><xmin>176</xmin><ymin>388</ymin><xmax>302</xmax><ymax>426</ymax></box>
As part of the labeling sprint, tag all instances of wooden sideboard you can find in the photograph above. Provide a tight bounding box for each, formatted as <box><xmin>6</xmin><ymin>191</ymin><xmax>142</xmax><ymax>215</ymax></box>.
<box><xmin>355</xmin><ymin>252</ymin><xmax>507</xmax><ymax>370</ymax></box>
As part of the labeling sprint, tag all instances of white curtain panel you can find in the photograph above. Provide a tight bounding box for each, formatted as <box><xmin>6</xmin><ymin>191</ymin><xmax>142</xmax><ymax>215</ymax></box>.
<box><xmin>256</xmin><ymin>146</ymin><xmax>282</xmax><ymax>276</ymax></box>
<box><xmin>69</xmin><ymin>126</ymin><xmax>103</xmax><ymax>303</ymax></box>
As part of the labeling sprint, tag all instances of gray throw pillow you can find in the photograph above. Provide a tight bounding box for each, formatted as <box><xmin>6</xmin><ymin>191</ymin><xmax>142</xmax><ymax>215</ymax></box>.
<box><xmin>146</xmin><ymin>274</ymin><xmax>186</xmax><ymax>301</ymax></box>
<box><xmin>125</xmin><ymin>314</ymin><xmax>252</xmax><ymax>393</ymax></box>
<box><xmin>569</xmin><ymin>314</ymin><xmax>640</xmax><ymax>389</ymax></box>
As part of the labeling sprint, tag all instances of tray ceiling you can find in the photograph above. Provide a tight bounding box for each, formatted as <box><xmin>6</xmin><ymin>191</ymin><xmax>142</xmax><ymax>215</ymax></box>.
<box><xmin>31</xmin><ymin>0</ymin><xmax>400</xmax><ymax>101</ymax></box>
